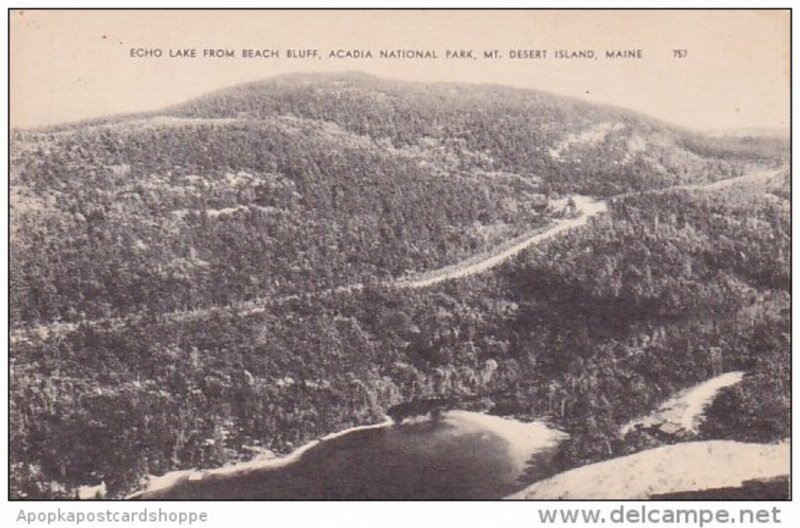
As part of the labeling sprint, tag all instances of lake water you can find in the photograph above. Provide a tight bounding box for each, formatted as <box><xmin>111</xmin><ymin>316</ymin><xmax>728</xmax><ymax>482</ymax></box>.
<box><xmin>132</xmin><ymin>411</ymin><xmax>566</xmax><ymax>500</ymax></box>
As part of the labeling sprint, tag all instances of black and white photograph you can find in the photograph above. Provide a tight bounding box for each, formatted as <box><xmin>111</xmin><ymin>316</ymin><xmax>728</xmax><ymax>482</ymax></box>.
<box><xmin>5</xmin><ymin>7</ymin><xmax>791</xmax><ymax>508</ymax></box>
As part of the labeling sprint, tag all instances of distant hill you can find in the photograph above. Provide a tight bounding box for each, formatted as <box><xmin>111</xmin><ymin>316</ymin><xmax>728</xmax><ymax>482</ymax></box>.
<box><xmin>166</xmin><ymin>72</ymin><xmax>787</xmax><ymax>194</ymax></box>
<box><xmin>10</xmin><ymin>73</ymin><xmax>785</xmax><ymax>328</ymax></box>
<box><xmin>704</xmin><ymin>126</ymin><xmax>789</xmax><ymax>138</ymax></box>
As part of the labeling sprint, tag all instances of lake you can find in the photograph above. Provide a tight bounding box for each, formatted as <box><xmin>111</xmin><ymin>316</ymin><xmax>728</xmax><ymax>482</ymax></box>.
<box><xmin>131</xmin><ymin>411</ymin><xmax>566</xmax><ymax>500</ymax></box>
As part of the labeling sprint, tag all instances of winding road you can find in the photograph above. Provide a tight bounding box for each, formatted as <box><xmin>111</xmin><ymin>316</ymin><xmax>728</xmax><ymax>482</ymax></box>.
<box><xmin>393</xmin><ymin>195</ymin><xmax>606</xmax><ymax>289</ymax></box>
<box><xmin>9</xmin><ymin>169</ymin><xmax>778</xmax><ymax>344</ymax></box>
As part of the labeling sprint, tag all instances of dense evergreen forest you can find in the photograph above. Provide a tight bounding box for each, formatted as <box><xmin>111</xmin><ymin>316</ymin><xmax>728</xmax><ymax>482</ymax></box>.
<box><xmin>9</xmin><ymin>73</ymin><xmax>789</xmax><ymax>498</ymax></box>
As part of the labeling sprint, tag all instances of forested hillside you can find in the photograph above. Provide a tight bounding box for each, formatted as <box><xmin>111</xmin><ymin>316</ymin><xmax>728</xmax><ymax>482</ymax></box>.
<box><xmin>9</xmin><ymin>73</ymin><xmax>789</xmax><ymax>498</ymax></box>
<box><xmin>11</xmin><ymin>116</ymin><xmax>552</xmax><ymax>327</ymax></box>
<box><xmin>169</xmin><ymin>73</ymin><xmax>777</xmax><ymax>195</ymax></box>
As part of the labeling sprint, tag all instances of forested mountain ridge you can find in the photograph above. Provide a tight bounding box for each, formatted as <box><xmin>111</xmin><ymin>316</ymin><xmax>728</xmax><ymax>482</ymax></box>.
<box><xmin>168</xmin><ymin>73</ymin><xmax>783</xmax><ymax>190</ymax></box>
<box><xmin>9</xmin><ymin>73</ymin><xmax>789</xmax><ymax>499</ymax></box>
<box><xmin>12</xmin><ymin>112</ymin><xmax>552</xmax><ymax>328</ymax></box>
<box><xmin>10</xmin><ymin>73</ymin><xmax>785</xmax><ymax>330</ymax></box>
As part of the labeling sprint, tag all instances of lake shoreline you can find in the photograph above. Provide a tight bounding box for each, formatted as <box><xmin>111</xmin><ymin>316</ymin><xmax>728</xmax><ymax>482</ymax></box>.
<box><xmin>126</xmin><ymin>410</ymin><xmax>566</xmax><ymax>500</ymax></box>
<box><xmin>125</xmin><ymin>416</ymin><xmax>396</xmax><ymax>499</ymax></box>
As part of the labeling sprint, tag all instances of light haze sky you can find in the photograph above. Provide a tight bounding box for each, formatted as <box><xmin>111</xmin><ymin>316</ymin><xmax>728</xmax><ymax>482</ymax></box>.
<box><xmin>10</xmin><ymin>9</ymin><xmax>789</xmax><ymax>131</ymax></box>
